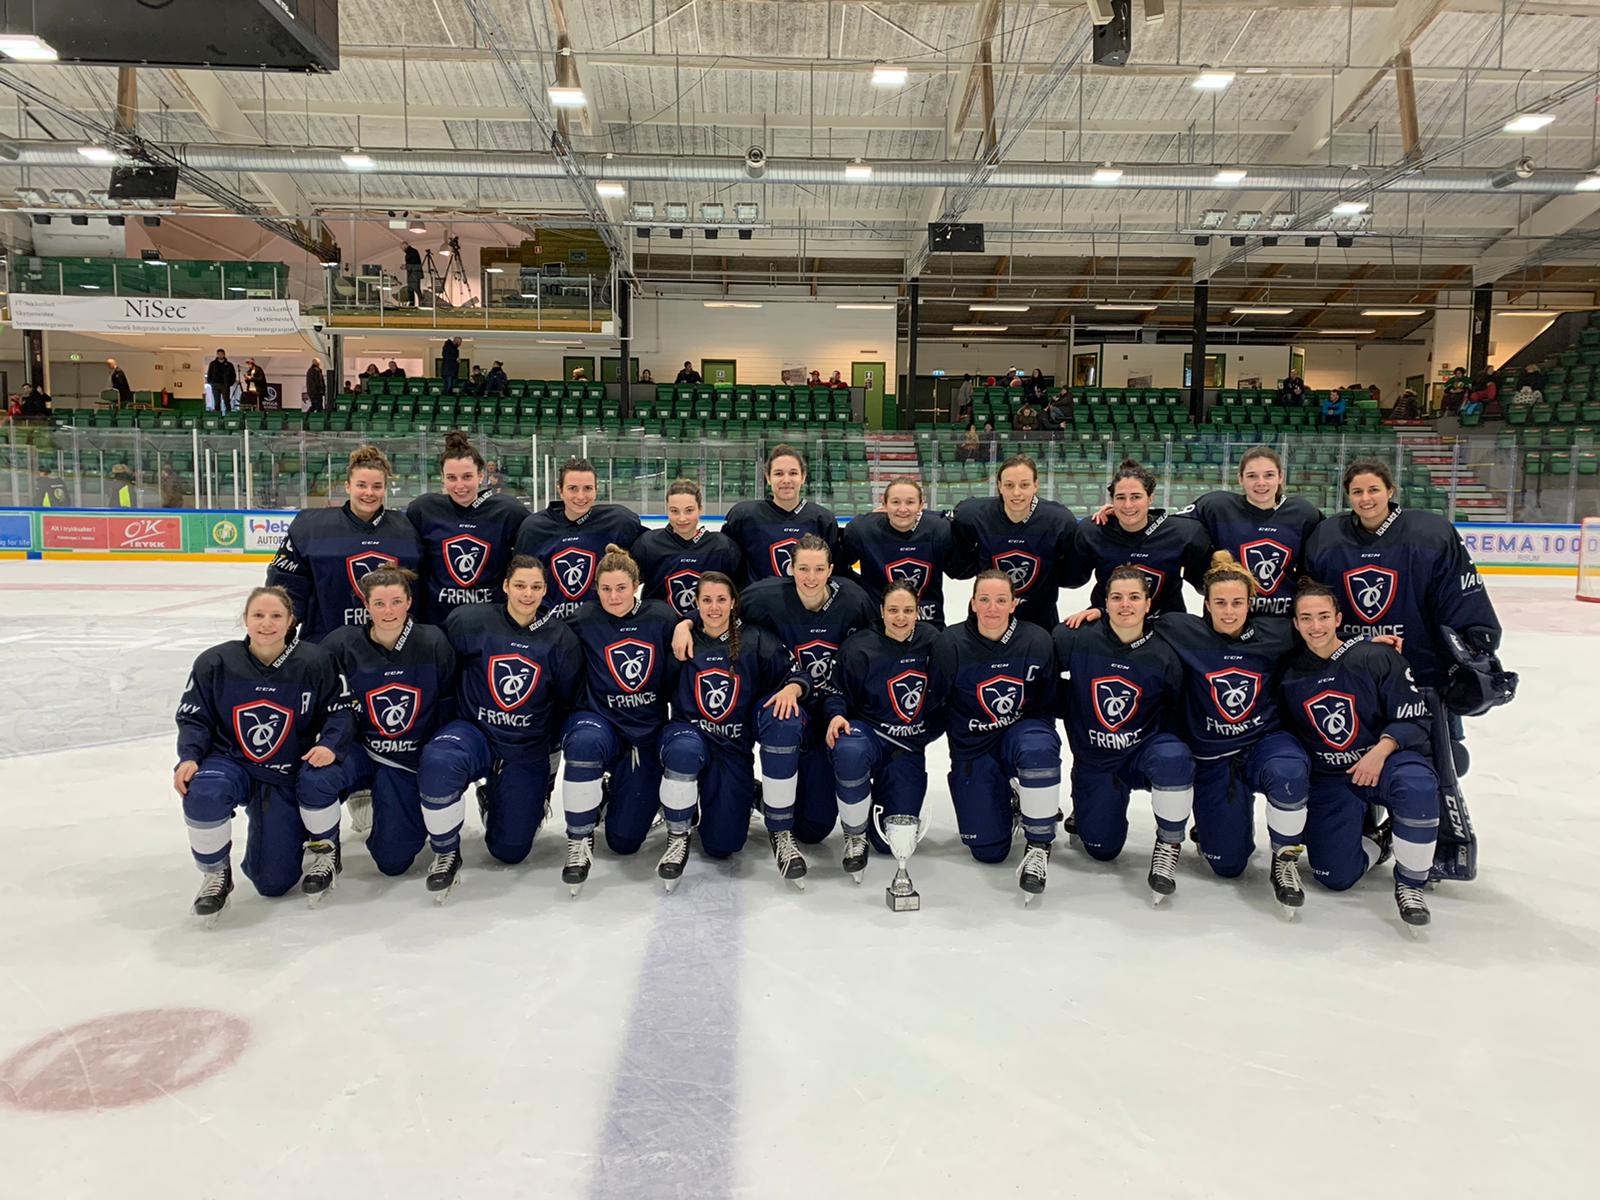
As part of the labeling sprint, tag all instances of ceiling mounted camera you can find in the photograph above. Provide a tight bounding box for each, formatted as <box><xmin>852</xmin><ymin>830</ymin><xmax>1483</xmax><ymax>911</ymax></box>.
<box><xmin>744</xmin><ymin>146</ymin><xmax>767</xmax><ymax>179</ymax></box>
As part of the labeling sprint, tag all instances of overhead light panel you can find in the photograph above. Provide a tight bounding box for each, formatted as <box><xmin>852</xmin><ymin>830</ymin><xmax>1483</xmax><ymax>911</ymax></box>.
<box><xmin>1332</xmin><ymin>200</ymin><xmax>1369</xmax><ymax>215</ymax></box>
<box><xmin>1503</xmin><ymin>112</ymin><xmax>1555</xmax><ymax>134</ymax></box>
<box><xmin>407</xmin><ymin>221</ymin><xmax>426</xmax><ymax>234</ymax></box>
<box><xmin>735</xmin><ymin>202</ymin><xmax>759</xmax><ymax>222</ymax></box>
<box><xmin>1498</xmin><ymin>310</ymin><xmax>1558</xmax><ymax>317</ymax></box>
<box><xmin>836</xmin><ymin>303</ymin><xmax>895</xmax><ymax>310</ymax></box>
<box><xmin>483</xmin><ymin>267</ymin><xmax>504</xmax><ymax>274</ymax></box>
<box><xmin>1234</xmin><ymin>211</ymin><xmax>1262</xmax><ymax>230</ymax></box>
<box><xmin>951</xmin><ymin>325</ymin><xmax>1008</xmax><ymax>332</ymax></box>
<box><xmin>1361</xmin><ymin>308</ymin><xmax>1425</xmax><ymax>317</ymax></box>
<box><xmin>871</xmin><ymin>64</ymin><xmax>908</xmax><ymax>88</ymax></box>
<box><xmin>1231</xmin><ymin>306</ymin><xmax>1294</xmax><ymax>315</ymax></box>
<box><xmin>1269</xmin><ymin>211</ymin><xmax>1295</xmax><ymax>229</ymax></box>
<box><xmin>1213</xmin><ymin>168</ymin><xmax>1248</xmax><ymax>185</ymax></box>
<box><xmin>845</xmin><ymin>159</ymin><xmax>873</xmax><ymax>180</ymax></box>
<box><xmin>970</xmin><ymin>304</ymin><xmax>1030</xmax><ymax>312</ymax></box>
<box><xmin>1316</xmin><ymin>328</ymin><xmax>1378</xmax><ymax>336</ymax></box>
<box><xmin>664</xmin><ymin>202</ymin><xmax>689</xmax><ymax>222</ymax></box>
<box><xmin>547</xmin><ymin>86</ymin><xmax>587</xmax><ymax>108</ymax></box>
<box><xmin>700</xmin><ymin>203</ymin><xmax>725</xmax><ymax>222</ymax></box>
<box><xmin>77</xmin><ymin>145</ymin><xmax>117</xmax><ymax>164</ymax></box>
<box><xmin>1575</xmin><ymin>175</ymin><xmax>1600</xmax><ymax>192</ymax></box>
<box><xmin>0</xmin><ymin>35</ymin><xmax>58</xmax><ymax>62</ymax></box>
<box><xmin>1096</xmin><ymin>303</ymin><xmax>1157</xmax><ymax>312</ymax></box>
<box><xmin>596</xmin><ymin>181</ymin><xmax>626</xmax><ymax>198</ymax></box>
<box><xmin>51</xmin><ymin>189</ymin><xmax>86</xmax><ymax>206</ymax></box>
<box><xmin>1193</xmin><ymin>70</ymin><xmax>1235</xmax><ymax>91</ymax></box>
<box><xmin>630</xmin><ymin>201</ymin><xmax>656</xmax><ymax>221</ymax></box>
<box><xmin>703</xmin><ymin>301</ymin><xmax>763</xmax><ymax>309</ymax></box>
<box><xmin>341</xmin><ymin>151</ymin><xmax>375</xmax><ymax>170</ymax></box>
<box><xmin>1092</xmin><ymin>164</ymin><xmax>1123</xmax><ymax>184</ymax></box>
<box><xmin>1199</xmin><ymin>209</ymin><xmax>1228</xmax><ymax>228</ymax></box>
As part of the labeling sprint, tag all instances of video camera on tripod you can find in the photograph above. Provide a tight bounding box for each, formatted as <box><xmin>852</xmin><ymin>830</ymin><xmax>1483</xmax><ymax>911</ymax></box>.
<box><xmin>422</xmin><ymin>235</ymin><xmax>472</xmax><ymax>307</ymax></box>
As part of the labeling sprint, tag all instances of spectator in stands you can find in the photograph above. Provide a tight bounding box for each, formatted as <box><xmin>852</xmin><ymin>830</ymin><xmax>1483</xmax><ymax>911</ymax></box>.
<box><xmin>4</xmin><ymin>394</ymin><xmax>21</xmax><ymax>425</ymax></box>
<box><xmin>467</xmin><ymin>365</ymin><xmax>486</xmax><ymax>395</ymax></box>
<box><xmin>341</xmin><ymin>381</ymin><xmax>357</xmax><ymax>397</ymax></box>
<box><xmin>403</xmin><ymin>242</ymin><xmax>424</xmax><ymax>307</ymax></box>
<box><xmin>1013</xmin><ymin>398</ymin><xmax>1040</xmax><ymax>432</ymax></box>
<box><xmin>827</xmin><ymin>370</ymin><xmax>847</xmax><ymax>390</ymax></box>
<box><xmin>956</xmin><ymin>373</ymin><xmax>975</xmax><ymax>422</ymax></box>
<box><xmin>1392</xmin><ymin>388</ymin><xmax>1420</xmax><ymax>420</ymax></box>
<box><xmin>571</xmin><ymin>366</ymin><xmax>588</xmax><ymax>382</ymax></box>
<box><xmin>382</xmin><ymin>359</ymin><xmax>406</xmax><ymax>379</ymax></box>
<box><xmin>305</xmin><ymin>357</ymin><xmax>326</xmax><ymax>414</ymax></box>
<box><xmin>1443</xmin><ymin>367</ymin><xmax>1470</xmax><ymax>414</ymax></box>
<box><xmin>956</xmin><ymin>424</ymin><xmax>982</xmax><ymax>464</ymax></box>
<box><xmin>21</xmin><ymin>383</ymin><xmax>51</xmax><ymax>422</ymax></box>
<box><xmin>362</xmin><ymin>363</ymin><xmax>381</xmax><ymax>380</ymax></box>
<box><xmin>1278</xmin><ymin>370</ymin><xmax>1307</xmax><ymax>407</ymax></box>
<box><xmin>485</xmin><ymin>361</ymin><xmax>509</xmax><ymax>396</ymax></box>
<box><xmin>675</xmin><ymin>361</ymin><xmax>702</xmax><ymax>385</ymax></box>
<box><xmin>1006</xmin><ymin>370</ymin><xmax>1024</xmax><ymax>389</ymax></box>
<box><xmin>36</xmin><ymin>465</ymin><xmax>67</xmax><ymax>507</ymax></box>
<box><xmin>1040</xmin><ymin>392</ymin><xmax>1070</xmax><ymax>433</ymax></box>
<box><xmin>1368</xmin><ymin>382</ymin><xmax>1382</xmax><ymax>409</ymax></box>
<box><xmin>243</xmin><ymin>359</ymin><xmax>268</xmax><ymax>409</ymax></box>
<box><xmin>639</xmin><ymin>368</ymin><xmax>655</xmax><ymax>385</ymax></box>
<box><xmin>441</xmin><ymin>336</ymin><xmax>462</xmax><ymax>392</ymax></box>
<box><xmin>1467</xmin><ymin>370</ymin><xmax>1497</xmax><ymax>416</ymax></box>
<box><xmin>1321</xmin><ymin>388</ymin><xmax>1347</xmax><ymax>426</ymax></box>
<box><xmin>807</xmin><ymin>369</ymin><xmax>824</xmax><ymax>387</ymax></box>
<box><xmin>108</xmin><ymin>358</ymin><xmax>133</xmax><ymax>409</ymax></box>
<box><xmin>982</xmin><ymin>421</ymin><xmax>999</xmax><ymax>461</ymax></box>
<box><xmin>159</xmin><ymin>463</ymin><xmax>185</xmax><ymax>508</ymax></box>
<box><xmin>983</xmin><ymin>375</ymin><xmax>998</xmax><ymax>387</ymax></box>
<box><xmin>1520</xmin><ymin>363</ymin><xmax>1546</xmax><ymax>401</ymax></box>
<box><xmin>1025</xmin><ymin>368</ymin><xmax>1048</xmax><ymax>403</ymax></box>
<box><xmin>484</xmin><ymin>459</ymin><xmax>505</xmax><ymax>492</ymax></box>
<box><xmin>206</xmin><ymin>349</ymin><xmax>237</xmax><ymax>414</ymax></box>
<box><xmin>109</xmin><ymin>464</ymin><xmax>138</xmax><ymax>508</ymax></box>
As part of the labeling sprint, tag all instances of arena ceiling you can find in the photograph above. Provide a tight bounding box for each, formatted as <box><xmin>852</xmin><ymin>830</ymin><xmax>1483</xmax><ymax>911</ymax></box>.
<box><xmin>5</xmin><ymin>0</ymin><xmax>1600</xmax><ymax>340</ymax></box>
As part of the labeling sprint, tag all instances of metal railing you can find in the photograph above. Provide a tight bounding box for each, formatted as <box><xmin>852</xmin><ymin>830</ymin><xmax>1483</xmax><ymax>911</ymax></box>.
<box><xmin>3</xmin><ymin>424</ymin><xmax>1594</xmax><ymax>523</ymax></box>
<box><xmin>6</xmin><ymin>258</ymin><xmax>289</xmax><ymax>299</ymax></box>
<box><xmin>320</xmin><ymin>267</ymin><xmax>609</xmax><ymax>332</ymax></box>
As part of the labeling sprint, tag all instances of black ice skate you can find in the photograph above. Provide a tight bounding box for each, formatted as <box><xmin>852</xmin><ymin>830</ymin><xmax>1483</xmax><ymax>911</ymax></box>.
<box><xmin>301</xmin><ymin>839</ymin><xmax>340</xmax><ymax>906</ymax></box>
<box><xmin>1017</xmin><ymin>841</ymin><xmax>1050</xmax><ymax>904</ymax></box>
<box><xmin>841</xmin><ymin>833</ymin><xmax>869</xmax><ymax>883</ymax></box>
<box><xmin>770</xmin><ymin>831</ymin><xmax>808</xmax><ymax>889</ymax></box>
<box><xmin>426</xmin><ymin>849</ymin><xmax>462</xmax><ymax>902</ymax></box>
<box><xmin>1271</xmin><ymin>847</ymin><xmax>1306</xmax><ymax>919</ymax></box>
<box><xmin>563</xmin><ymin>835</ymin><xmax>594</xmax><ymax>896</ymax></box>
<box><xmin>657</xmin><ymin>831</ymin><xmax>690</xmax><ymax>892</ymax></box>
<box><xmin>1147</xmin><ymin>839</ymin><xmax>1180</xmax><ymax>904</ymax></box>
<box><xmin>192</xmin><ymin>865</ymin><xmax>233</xmax><ymax>926</ymax></box>
<box><xmin>1394</xmin><ymin>881</ymin><xmax>1431</xmax><ymax>930</ymax></box>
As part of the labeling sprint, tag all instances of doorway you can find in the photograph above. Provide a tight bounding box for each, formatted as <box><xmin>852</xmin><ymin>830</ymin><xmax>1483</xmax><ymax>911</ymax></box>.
<box><xmin>701</xmin><ymin>358</ymin><xmax>736</xmax><ymax>385</ymax></box>
<box><xmin>852</xmin><ymin>361</ymin><xmax>884</xmax><ymax>426</ymax></box>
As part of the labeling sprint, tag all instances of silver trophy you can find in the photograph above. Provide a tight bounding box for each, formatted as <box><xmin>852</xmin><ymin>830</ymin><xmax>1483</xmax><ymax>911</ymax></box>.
<box><xmin>872</xmin><ymin>807</ymin><xmax>931</xmax><ymax>912</ymax></box>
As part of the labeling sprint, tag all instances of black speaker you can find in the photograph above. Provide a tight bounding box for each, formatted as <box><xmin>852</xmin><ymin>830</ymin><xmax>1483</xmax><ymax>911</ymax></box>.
<box><xmin>1092</xmin><ymin>0</ymin><xmax>1132</xmax><ymax>67</ymax></box>
<box><xmin>928</xmin><ymin>222</ymin><xmax>986</xmax><ymax>252</ymax></box>
<box><xmin>108</xmin><ymin>165</ymin><xmax>179</xmax><ymax>201</ymax></box>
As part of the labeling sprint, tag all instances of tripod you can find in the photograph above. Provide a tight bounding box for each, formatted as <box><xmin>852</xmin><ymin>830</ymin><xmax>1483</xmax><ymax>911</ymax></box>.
<box><xmin>424</xmin><ymin>235</ymin><xmax>473</xmax><ymax>308</ymax></box>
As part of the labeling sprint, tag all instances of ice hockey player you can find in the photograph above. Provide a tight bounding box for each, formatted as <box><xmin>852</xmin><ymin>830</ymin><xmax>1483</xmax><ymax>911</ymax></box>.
<box><xmin>1280</xmin><ymin>579</ymin><xmax>1440</xmax><ymax>927</ymax></box>
<box><xmin>173</xmin><ymin>586</ymin><xmax>356</xmax><ymax>922</ymax></box>
<box><xmin>633</xmin><ymin>478</ymin><xmax>744</xmax><ymax>617</ymax></box>
<box><xmin>840</xmin><ymin>478</ymin><xmax>955</xmax><ymax>627</ymax></box>
<box><xmin>950</xmin><ymin>454</ymin><xmax>1078</xmax><ymax>630</ymax></box>
<box><xmin>657</xmin><ymin>572</ymin><xmax>805</xmax><ymax>889</ymax></box>
<box><xmin>1053</xmin><ymin>565</ymin><xmax>1194</xmax><ymax>903</ymax></box>
<box><xmin>405</xmin><ymin>432</ymin><xmax>531</xmax><ymax>622</ymax></box>
<box><xmin>266</xmin><ymin>445</ymin><xmax>422</xmax><ymax>642</ymax></box>
<box><xmin>928</xmin><ymin>570</ymin><xmax>1062</xmax><ymax>902</ymax></box>
<box><xmin>721</xmin><ymin>444</ymin><xmax>842</xmax><ymax>583</ymax></box>
<box><xmin>514</xmin><ymin>457</ymin><xmax>645</xmax><ymax>620</ymax></box>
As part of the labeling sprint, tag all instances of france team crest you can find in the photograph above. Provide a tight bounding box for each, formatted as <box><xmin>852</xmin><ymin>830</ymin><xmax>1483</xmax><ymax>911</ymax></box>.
<box><xmin>992</xmin><ymin>550</ymin><xmax>1040</xmax><ymax>593</ymax></box>
<box><xmin>232</xmin><ymin>700</ymin><xmax>294</xmax><ymax>763</ymax></box>
<box><xmin>666</xmin><ymin>568</ymin><xmax>702</xmax><ymax>614</ymax></box>
<box><xmin>977</xmin><ymin>674</ymin><xmax>1024</xmax><ymax>724</ymax></box>
<box><xmin>1091</xmin><ymin>675</ymin><xmax>1142</xmax><ymax>731</ymax></box>
<box><xmin>1239</xmin><ymin>538</ymin><xmax>1292</xmax><ymax>596</ymax></box>
<box><xmin>442</xmin><ymin>534</ymin><xmax>491</xmax><ymax>587</ymax></box>
<box><xmin>887</xmin><ymin>669</ymin><xmax>928</xmax><ymax>722</ymax></box>
<box><xmin>550</xmin><ymin>546</ymin><xmax>597</xmax><ymax>600</ymax></box>
<box><xmin>694</xmin><ymin>668</ymin><xmax>740</xmax><ymax>723</ymax></box>
<box><xmin>345</xmin><ymin>551</ymin><xmax>398</xmax><ymax>594</ymax></box>
<box><xmin>487</xmin><ymin>654</ymin><xmax>541</xmax><ymax>711</ymax></box>
<box><xmin>769</xmin><ymin>538</ymin><xmax>799</xmax><ymax>578</ymax></box>
<box><xmin>1206</xmin><ymin>668</ymin><xmax>1262</xmax><ymax>723</ymax></box>
<box><xmin>794</xmin><ymin>640</ymin><xmax>839</xmax><ymax>687</ymax></box>
<box><xmin>606</xmin><ymin>639</ymin><xmax>656</xmax><ymax>693</ymax></box>
<box><xmin>885</xmin><ymin>557</ymin><xmax>931</xmax><ymax>596</ymax></box>
<box><xmin>365</xmin><ymin>683</ymin><xmax>421</xmax><ymax>736</ymax></box>
<box><xmin>1304</xmin><ymin>690</ymin><xmax>1360</xmax><ymax>750</ymax></box>
<box><xmin>1344</xmin><ymin>566</ymin><xmax>1399</xmax><ymax>623</ymax></box>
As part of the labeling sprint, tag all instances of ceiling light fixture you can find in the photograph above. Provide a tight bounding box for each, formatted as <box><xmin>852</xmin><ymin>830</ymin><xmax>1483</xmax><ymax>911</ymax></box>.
<box><xmin>1332</xmin><ymin>200</ymin><xmax>1369</xmax><ymax>215</ymax></box>
<box><xmin>1498</xmin><ymin>310</ymin><xmax>1558</xmax><ymax>317</ymax></box>
<box><xmin>871</xmin><ymin>64</ymin><xmax>908</xmax><ymax>88</ymax></box>
<box><xmin>703</xmin><ymin>301</ymin><xmax>763</xmax><ymax>309</ymax></box>
<box><xmin>735</xmin><ymin>202</ymin><xmax>759</xmax><ymax>222</ymax></box>
<box><xmin>845</xmin><ymin>159</ymin><xmax>873</xmax><ymax>180</ymax></box>
<box><xmin>1269</xmin><ymin>211</ymin><xmax>1295</xmax><ymax>229</ymax></box>
<box><xmin>547</xmin><ymin>86</ymin><xmax>587</xmax><ymax>108</ymax></box>
<box><xmin>1200</xmin><ymin>209</ymin><xmax>1228</xmax><ymax>228</ymax></box>
<box><xmin>341</xmin><ymin>151</ymin><xmax>375</xmax><ymax>170</ymax></box>
<box><xmin>1316</xmin><ymin>328</ymin><xmax>1378</xmax><ymax>335</ymax></box>
<box><xmin>0</xmin><ymin>35</ymin><xmax>58</xmax><ymax>62</ymax></box>
<box><xmin>1213</xmin><ymin>168</ymin><xmax>1248</xmax><ymax>185</ymax></box>
<box><xmin>970</xmin><ymin>303</ymin><xmax>1030</xmax><ymax>312</ymax></box>
<box><xmin>596</xmin><ymin>181</ymin><xmax>626</xmax><ymax>198</ymax></box>
<box><xmin>483</xmin><ymin>267</ymin><xmax>504</xmax><ymax>274</ymax></box>
<box><xmin>952</xmin><ymin>324</ymin><xmax>1008</xmax><ymax>332</ymax></box>
<box><xmin>77</xmin><ymin>145</ymin><xmax>117</xmax><ymax>164</ymax></box>
<box><xmin>1230</xmin><ymin>306</ymin><xmax>1294</xmax><ymax>315</ymax></box>
<box><xmin>1092</xmin><ymin>164</ymin><xmax>1123</xmax><ymax>184</ymax></box>
<box><xmin>1503</xmin><ymin>112</ymin><xmax>1555</xmax><ymax>134</ymax></box>
<box><xmin>1193</xmin><ymin>70</ymin><xmax>1235</xmax><ymax>91</ymax></box>
<box><xmin>1361</xmin><ymin>308</ymin><xmax>1425</xmax><ymax>317</ymax></box>
<box><xmin>836</xmin><ymin>303</ymin><xmax>895</xmax><ymax>310</ymax></box>
<box><xmin>1096</xmin><ymin>302</ymin><xmax>1157</xmax><ymax>312</ymax></box>
<box><xmin>1575</xmin><ymin>175</ymin><xmax>1600</xmax><ymax>192</ymax></box>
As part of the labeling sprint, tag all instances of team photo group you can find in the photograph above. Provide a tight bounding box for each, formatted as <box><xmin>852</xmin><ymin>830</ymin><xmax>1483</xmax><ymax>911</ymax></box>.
<box><xmin>171</xmin><ymin>430</ymin><xmax>1518</xmax><ymax>930</ymax></box>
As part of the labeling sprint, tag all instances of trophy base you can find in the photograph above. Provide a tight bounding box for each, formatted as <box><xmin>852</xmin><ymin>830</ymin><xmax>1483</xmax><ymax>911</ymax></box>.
<box><xmin>885</xmin><ymin>886</ymin><xmax>921</xmax><ymax>912</ymax></box>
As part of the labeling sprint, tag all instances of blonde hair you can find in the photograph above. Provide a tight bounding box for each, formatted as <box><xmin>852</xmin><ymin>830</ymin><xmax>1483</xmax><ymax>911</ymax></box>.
<box><xmin>347</xmin><ymin>444</ymin><xmax>392</xmax><ymax>478</ymax></box>
<box><xmin>1203</xmin><ymin>550</ymin><xmax>1257</xmax><ymax>599</ymax></box>
<box><xmin>599</xmin><ymin>543</ymin><xmax>641</xmax><ymax>586</ymax></box>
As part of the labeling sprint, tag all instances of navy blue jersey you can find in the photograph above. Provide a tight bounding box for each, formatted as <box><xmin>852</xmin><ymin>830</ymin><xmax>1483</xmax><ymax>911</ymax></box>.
<box><xmin>567</xmin><ymin>597</ymin><xmax>682</xmax><ymax>742</ymax></box>
<box><xmin>266</xmin><ymin>503</ymin><xmax>423</xmax><ymax>642</ymax></box>
<box><xmin>633</xmin><ymin>525</ymin><xmax>745</xmax><ymax>616</ymax></box>
<box><xmin>322</xmin><ymin>619</ymin><xmax>457</xmax><ymax>771</ymax></box>
<box><xmin>513</xmin><ymin>501</ymin><xmax>646</xmax><ymax>620</ymax></box>
<box><xmin>949</xmin><ymin>496</ymin><xmax>1079</xmax><ymax>630</ymax></box>
<box><xmin>176</xmin><ymin>636</ymin><xmax>357</xmax><ymax>785</ymax></box>
<box><xmin>1066</xmin><ymin>509</ymin><xmax>1211</xmax><ymax>615</ymax></box>
<box><xmin>826</xmin><ymin>623</ymin><xmax>942</xmax><ymax>752</ymax></box>
<box><xmin>840</xmin><ymin>510</ymin><xmax>955</xmax><ymax>627</ymax></box>
<box><xmin>1176</xmin><ymin>491</ymin><xmax>1323</xmax><ymax>615</ymax></box>
<box><xmin>1154</xmin><ymin>612</ymin><xmax>1298</xmax><ymax>759</ymax></box>
<box><xmin>740</xmin><ymin>576</ymin><xmax>878</xmax><ymax>703</ymax></box>
<box><xmin>1052</xmin><ymin>619</ymin><xmax>1184</xmax><ymax>767</ymax></box>
<box><xmin>721</xmin><ymin>497</ymin><xmax>842</xmax><ymax>583</ymax></box>
<box><xmin>929</xmin><ymin>616</ymin><xmax>1057</xmax><ymax>758</ymax></box>
<box><xmin>670</xmin><ymin>622</ymin><xmax>801</xmax><ymax>751</ymax></box>
<box><xmin>444</xmin><ymin>602</ymin><xmax>585</xmax><ymax>758</ymax></box>
<box><xmin>405</xmin><ymin>490</ymin><xmax>530</xmax><ymax>621</ymax></box>
<box><xmin>1280</xmin><ymin>639</ymin><xmax>1431</xmax><ymax>774</ymax></box>
<box><xmin>1301</xmin><ymin>504</ymin><xmax>1501</xmax><ymax>688</ymax></box>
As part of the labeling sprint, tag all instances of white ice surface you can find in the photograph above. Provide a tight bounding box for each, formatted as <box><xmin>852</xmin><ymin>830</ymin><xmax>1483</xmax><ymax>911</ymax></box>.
<box><xmin>0</xmin><ymin>561</ymin><xmax>1596</xmax><ymax>1199</ymax></box>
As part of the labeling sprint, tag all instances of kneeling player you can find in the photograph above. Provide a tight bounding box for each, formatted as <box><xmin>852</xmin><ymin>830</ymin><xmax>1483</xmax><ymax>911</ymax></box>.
<box><xmin>928</xmin><ymin>570</ymin><xmax>1062</xmax><ymax>902</ymax></box>
<box><xmin>317</xmin><ymin>568</ymin><xmax>460</xmax><ymax>898</ymax></box>
<box><xmin>658</xmin><ymin>573</ymin><xmax>806</xmax><ymax>889</ymax></box>
<box><xmin>1281</xmin><ymin>581</ymin><xmax>1440</xmax><ymax>927</ymax></box>
<box><xmin>174</xmin><ymin>587</ymin><xmax>355</xmax><ymax>921</ymax></box>
<box><xmin>1053</xmin><ymin>565</ymin><xmax>1194</xmax><ymax>903</ymax></box>
<box><xmin>419</xmin><ymin>557</ymin><xmax>583</xmax><ymax>874</ymax></box>
<box><xmin>825</xmin><ymin>580</ymin><xmax>940</xmax><ymax>884</ymax></box>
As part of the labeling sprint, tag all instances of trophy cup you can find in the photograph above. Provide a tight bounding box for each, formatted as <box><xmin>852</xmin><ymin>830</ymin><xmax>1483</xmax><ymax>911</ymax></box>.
<box><xmin>872</xmin><ymin>807</ymin><xmax>931</xmax><ymax>912</ymax></box>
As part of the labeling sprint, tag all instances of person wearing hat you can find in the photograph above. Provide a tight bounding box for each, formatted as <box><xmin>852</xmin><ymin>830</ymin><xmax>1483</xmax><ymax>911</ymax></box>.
<box><xmin>110</xmin><ymin>464</ymin><xmax>139</xmax><ymax>508</ymax></box>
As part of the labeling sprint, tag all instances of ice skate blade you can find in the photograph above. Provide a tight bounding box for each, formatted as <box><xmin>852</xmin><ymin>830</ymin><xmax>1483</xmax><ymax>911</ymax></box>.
<box><xmin>1150</xmin><ymin>890</ymin><xmax>1168</xmax><ymax>907</ymax></box>
<box><xmin>196</xmin><ymin>906</ymin><xmax>226</xmax><ymax>929</ymax></box>
<box><xmin>1021</xmin><ymin>890</ymin><xmax>1041</xmax><ymax>906</ymax></box>
<box><xmin>788</xmin><ymin>876</ymin><xmax>806</xmax><ymax>891</ymax></box>
<box><xmin>849</xmin><ymin>870</ymin><xmax>864</xmax><ymax>885</ymax></box>
<box><xmin>1278</xmin><ymin>903</ymin><xmax>1298</xmax><ymax>922</ymax></box>
<box><xmin>662</xmin><ymin>876</ymin><xmax>680</xmax><ymax>894</ymax></box>
<box><xmin>567</xmin><ymin>884</ymin><xmax>584</xmax><ymax>898</ymax></box>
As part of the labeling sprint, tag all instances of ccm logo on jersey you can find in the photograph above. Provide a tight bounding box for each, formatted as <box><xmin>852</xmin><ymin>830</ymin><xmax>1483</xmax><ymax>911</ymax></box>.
<box><xmin>992</xmin><ymin>551</ymin><xmax>1040</xmax><ymax>593</ymax></box>
<box><xmin>1206</xmin><ymin>668</ymin><xmax>1262</xmax><ymax>723</ymax></box>
<box><xmin>232</xmin><ymin>700</ymin><xmax>294</xmax><ymax>762</ymax></box>
<box><xmin>606</xmin><ymin>639</ymin><xmax>656</xmax><ymax>693</ymax></box>
<box><xmin>884</xmin><ymin>557</ymin><xmax>931</xmax><ymax>596</ymax></box>
<box><xmin>442</xmin><ymin>534</ymin><xmax>491</xmax><ymax>587</ymax></box>
<box><xmin>1091</xmin><ymin>675</ymin><xmax>1142</xmax><ymax>731</ymax></box>
<box><xmin>694</xmin><ymin>668</ymin><xmax>740</xmax><ymax>723</ymax></box>
<box><xmin>887</xmin><ymin>669</ymin><xmax>928</xmax><ymax>722</ymax></box>
<box><xmin>550</xmin><ymin>547</ymin><xmax>597</xmax><ymax>600</ymax></box>
<box><xmin>345</xmin><ymin>551</ymin><xmax>399</xmax><ymax>595</ymax></box>
<box><xmin>1239</xmin><ymin>539</ymin><xmax>1292</xmax><ymax>596</ymax></box>
<box><xmin>977</xmin><ymin>675</ymin><xmax>1024</xmax><ymax>724</ymax></box>
<box><xmin>487</xmin><ymin>654</ymin><xmax>541</xmax><ymax>711</ymax></box>
<box><xmin>1304</xmin><ymin>690</ymin><xmax>1360</xmax><ymax>750</ymax></box>
<box><xmin>769</xmin><ymin>538</ymin><xmax>799</xmax><ymax>578</ymax></box>
<box><xmin>1343</xmin><ymin>566</ymin><xmax>1398</xmax><ymax>623</ymax></box>
<box><xmin>666</xmin><ymin>569</ymin><xmax>702</xmax><ymax>614</ymax></box>
<box><xmin>365</xmin><ymin>683</ymin><xmax>421</xmax><ymax>736</ymax></box>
